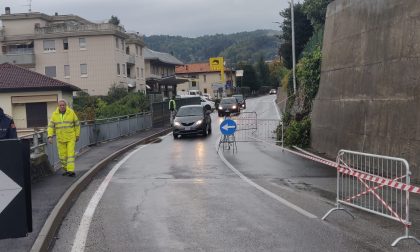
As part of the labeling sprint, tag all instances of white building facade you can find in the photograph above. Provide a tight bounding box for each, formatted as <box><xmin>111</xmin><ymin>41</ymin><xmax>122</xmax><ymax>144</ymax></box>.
<box><xmin>0</xmin><ymin>8</ymin><xmax>146</xmax><ymax>95</ymax></box>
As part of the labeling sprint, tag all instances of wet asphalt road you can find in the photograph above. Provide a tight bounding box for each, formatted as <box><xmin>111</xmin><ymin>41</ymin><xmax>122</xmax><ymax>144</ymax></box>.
<box><xmin>52</xmin><ymin>95</ymin><xmax>417</xmax><ymax>251</ymax></box>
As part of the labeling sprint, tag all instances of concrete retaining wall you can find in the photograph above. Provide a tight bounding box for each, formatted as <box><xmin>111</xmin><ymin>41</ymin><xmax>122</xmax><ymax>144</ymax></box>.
<box><xmin>311</xmin><ymin>0</ymin><xmax>420</xmax><ymax>181</ymax></box>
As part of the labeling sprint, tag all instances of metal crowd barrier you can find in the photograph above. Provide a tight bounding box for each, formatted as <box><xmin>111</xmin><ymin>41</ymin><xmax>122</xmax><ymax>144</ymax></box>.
<box><xmin>230</xmin><ymin>112</ymin><xmax>283</xmax><ymax>146</ymax></box>
<box><xmin>322</xmin><ymin>150</ymin><xmax>420</xmax><ymax>247</ymax></box>
<box><xmin>19</xmin><ymin>112</ymin><xmax>152</xmax><ymax>170</ymax></box>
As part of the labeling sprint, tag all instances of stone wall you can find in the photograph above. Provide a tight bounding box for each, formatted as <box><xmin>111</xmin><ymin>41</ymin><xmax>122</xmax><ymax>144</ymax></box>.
<box><xmin>311</xmin><ymin>0</ymin><xmax>420</xmax><ymax>181</ymax></box>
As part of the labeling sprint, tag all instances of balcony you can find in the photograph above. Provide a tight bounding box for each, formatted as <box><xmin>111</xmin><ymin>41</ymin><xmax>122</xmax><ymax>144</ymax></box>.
<box><xmin>127</xmin><ymin>55</ymin><xmax>135</xmax><ymax>65</ymax></box>
<box><xmin>0</xmin><ymin>52</ymin><xmax>35</xmax><ymax>65</ymax></box>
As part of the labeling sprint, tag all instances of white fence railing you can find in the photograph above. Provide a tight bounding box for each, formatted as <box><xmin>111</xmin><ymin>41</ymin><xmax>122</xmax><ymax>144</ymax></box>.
<box><xmin>19</xmin><ymin>113</ymin><xmax>152</xmax><ymax>170</ymax></box>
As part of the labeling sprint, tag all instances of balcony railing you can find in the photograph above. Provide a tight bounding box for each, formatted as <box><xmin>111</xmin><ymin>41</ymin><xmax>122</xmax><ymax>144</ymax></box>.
<box><xmin>0</xmin><ymin>53</ymin><xmax>35</xmax><ymax>65</ymax></box>
<box><xmin>6</xmin><ymin>48</ymin><xmax>34</xmax><ymax>55</ymax></box>
<box><xmin>35</xmin><ymin>23</ymin><xmax>125</xmax><ymax>35</ymax></box>
<box><xmin>127</xmin><ymin>55</ymin><xmax>136</xmax><ymax>64</ymax></box>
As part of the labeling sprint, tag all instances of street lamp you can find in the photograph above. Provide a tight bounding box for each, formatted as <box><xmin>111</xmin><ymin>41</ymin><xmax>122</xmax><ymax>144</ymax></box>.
<box><xmin>291</xmin><ymin>0</ymin><xmax>297</xmax><ymax>95</ymax></box>
<box><xmin>275</xmin><ymin>1</ymin><xmax>297</xmax><ymax>95</ymax></box>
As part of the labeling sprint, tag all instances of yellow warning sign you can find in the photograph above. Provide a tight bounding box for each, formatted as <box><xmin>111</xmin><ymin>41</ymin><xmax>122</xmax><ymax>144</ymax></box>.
<box><xmin>209</xmin><ymin>57</ymin><xmax>223</xmax><ymax>71</ymax></box>
<box><xmin>209</xmin><ymin>57</ymin><xmax>225</xmax><ymax>81</ymax></box>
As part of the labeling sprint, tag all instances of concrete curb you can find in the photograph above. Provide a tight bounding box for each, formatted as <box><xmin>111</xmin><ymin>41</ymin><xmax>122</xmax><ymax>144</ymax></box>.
<box><xmin>30</xmin><ymin>128</ymin><xmax>172</xmax><ymax>252</ymax></box>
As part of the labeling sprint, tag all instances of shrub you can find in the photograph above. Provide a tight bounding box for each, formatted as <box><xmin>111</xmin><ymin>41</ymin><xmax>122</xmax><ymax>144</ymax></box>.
<box><xmin>284</xmin><ymin>117</ymin><xmax>311</xmax><ymax>147</ymax></box>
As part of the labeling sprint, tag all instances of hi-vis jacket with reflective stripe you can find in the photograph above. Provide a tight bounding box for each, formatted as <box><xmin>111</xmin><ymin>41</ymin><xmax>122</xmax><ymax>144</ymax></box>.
<box><xmin>48</xmin><ymin>106</ymin><xmax>80</xmax><ymax>142</ymax></box>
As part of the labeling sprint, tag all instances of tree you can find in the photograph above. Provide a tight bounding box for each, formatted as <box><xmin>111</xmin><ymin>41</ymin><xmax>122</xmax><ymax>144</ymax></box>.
<box><xmin>256</xmin><ymin>56</ymin><xmax>271</xmax><ymax>87</ymax></box>
<box><xmin>278</xmin><ymin>3</ymin><xmax>314</xmax><ymax>69</ymax></box>
<box><xmin>269</xmin><ymin>60</ymin><xmax>288</xmax><ymax>88</ymax></box>
<box><xmin>303</xmin><ymin>0</ymin><xmax>333</xmax><ymax>30</ymax></box>
<box><xmin>108</xmin><ymin>15</ymin><xmax>120</xmax><ymax>26</ymax></box>
<box><xmin>241</xmin><ymin>64</ymin><xmax>259</xmax><ymax>92</ymax></box>
<box><xmin>105</xmin><ymin>84</ymin><xmax>128</xmax><ymax>103</ymax></box>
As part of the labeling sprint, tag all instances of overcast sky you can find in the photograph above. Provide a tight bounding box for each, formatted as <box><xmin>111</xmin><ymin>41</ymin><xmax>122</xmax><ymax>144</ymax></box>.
<box><xmin>0</xmin><ymin>0</ymin><xmax>290</xmax><ymax>37</ymax></box>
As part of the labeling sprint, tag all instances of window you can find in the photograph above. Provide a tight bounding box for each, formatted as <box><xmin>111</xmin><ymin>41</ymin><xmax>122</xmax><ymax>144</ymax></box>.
<box><xmin>64</xmin><ymin>65</ymin><xmax>70</xmax><ymax>78</ymax></box>
<box><xmin>79</xmin><ymin>37</ymin><xmax>86</xmax><ymax>49</ymax></box>
<box><xmin>121</xmin><ymin>40</ymin><xmax>124</xmax><ymax>50</ymax></box>
<box><xmin>26</xmin><ymin>103</ymin><xmax>48</xmax><ymax>128</ymax></box>
<box><xmin>80</xmin><ymin>64</ymin><xmax>87</xmax><ymax>76</ymax></box>
<box><xmin>141</xmin><ymin>68</ymin><xmax>144</xmax><ymax>78</ymax></box>
<box><xmin>116</xmin><ymin>37</ymin><xmax>119</xmax><ymax>48</ymax></box>
<box><xmin>117</xmin><ymin>63</ymin><xmax>120</xmax><ymax>75</ymax></box>
<box><xmin>43</xmin><ymin>40</ymin><xmax>55</xmax><ymax>51</ymax></box>
<box><xmin>204</xmin><ymin>88</ymin><xmax>208</xmax><ymax>94</ymax></box>
<box><xmin>63</xmin><ymin>38</ymin><xmax>68</xmax><ymax>50</ymax></box>
<box><xmin>45</xmin><ymin>66</ymin><xmax>56</xmax><ymax>77</ymax></box>
<box><xmin>136</xmin><ymin>67</ymin><xmax>139</xmax><ymax>78</ymax></box>
<box><xmin>136</xmin><ymin>46</ymin><xmax>139</xmax><ymax>56</ymax></box>
<box><xmin>192</xmin><ymin>81</ymin><xmax>197</xmax><ymax>87</ymax></box>
<box><xmin>203</xmin><ymin>74</ymin><xmax>207</xmax><ymax>82</ymax></box>
<box><xmin>122</xmin><ymin>64</ymin><xmax>126</xmax><ymax>75</ymax></box>
<box><xmin>139</xmin><ymin>47</ymin><xmax>142</xmax><ymax>56</ymax></box>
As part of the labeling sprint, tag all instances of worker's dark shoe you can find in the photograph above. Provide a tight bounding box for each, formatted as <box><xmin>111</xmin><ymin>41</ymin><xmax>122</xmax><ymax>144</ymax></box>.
<box><xmin>62</xmin><ymin>171</ymin><xmax>69</xmax><ymax>176</ymax></box>
<box><xmin>68</xmin><ymin>172</ymin><xmax>76</xmax><ymax>177</ymax></box>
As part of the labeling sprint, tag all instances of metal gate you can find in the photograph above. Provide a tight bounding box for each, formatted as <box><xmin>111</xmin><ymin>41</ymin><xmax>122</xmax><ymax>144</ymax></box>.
<box><xmin>228</xmin><ymin>112</ymin><xmax>283</xmax><ymax>145</ymax></box>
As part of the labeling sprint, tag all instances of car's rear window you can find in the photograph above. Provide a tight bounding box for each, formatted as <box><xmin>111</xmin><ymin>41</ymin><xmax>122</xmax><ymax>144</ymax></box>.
<box><xmin>233</xmin><ymin>95</ymin><xmax>244</xmax><ymax>102</ymax></box>
<box><xmin>176</xmin><ymin>106</ymin><xmax>203</xmax><ymax>117</ymax></box>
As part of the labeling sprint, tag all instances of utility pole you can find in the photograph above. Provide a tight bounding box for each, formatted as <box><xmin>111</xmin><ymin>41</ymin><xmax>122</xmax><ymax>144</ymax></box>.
<box><xmin>291</xmin><ymin>0</ymin><xmax>297</xmax><ymax>94</ymax></box>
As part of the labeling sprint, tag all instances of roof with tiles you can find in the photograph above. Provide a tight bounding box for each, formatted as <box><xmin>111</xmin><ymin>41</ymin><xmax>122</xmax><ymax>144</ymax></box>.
<box><xmin>144</xmin><ymin>48</ymin><xmax>183</xmax><ymax>65</ymax></box>
<box><xmin>0</xmin><ymin>63</ymin><xmax>81</xmax><ymax>92</ymax></box>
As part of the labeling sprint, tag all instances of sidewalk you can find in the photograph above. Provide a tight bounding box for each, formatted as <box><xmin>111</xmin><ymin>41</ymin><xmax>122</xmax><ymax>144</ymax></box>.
<box><xmin>0</xmin><ymin>127</ymin><xmax>171</xmax><ymax>252</ymax></box>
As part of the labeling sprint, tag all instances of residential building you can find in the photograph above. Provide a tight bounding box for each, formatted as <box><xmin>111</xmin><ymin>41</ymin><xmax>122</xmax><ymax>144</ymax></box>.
<box><xmin>144</xmin><ymin>48</ymin><xmax>186</xmax><ymax>99</ymax></box>
<box><xmin>0</xmin><ymin>63</ymin><xmax>80</xmax><ymax>130</ymax></box>
<box><xmin>0</xmin><ymin>8</ymin><xmax>146</xmax><ymax>95</ymax></box>
<box><xmin>175</xmin><ymin>62</ymin><xmax>236</xmax><ymax>98</ymax></box>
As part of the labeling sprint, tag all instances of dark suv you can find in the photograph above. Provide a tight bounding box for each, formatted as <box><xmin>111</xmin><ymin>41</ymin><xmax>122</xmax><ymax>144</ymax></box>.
<box><xmin>232</xmin><ymin>94</ymin><xmax>246</xmax><ymax>109</ymax></box>
<box><xmin>217</xmin><ymin>97</ymin><xmax>240</xmax><ymax>117</ymax></box>
<box><xmin>173</xmin><ymin>105</ymin><xmax>212</xmax><ymax>139</ymax></box>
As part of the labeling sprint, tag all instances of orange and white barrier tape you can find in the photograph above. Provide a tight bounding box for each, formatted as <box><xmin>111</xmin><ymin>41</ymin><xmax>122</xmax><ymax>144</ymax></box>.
<box><xmin>288</xmin><ymin>146</ymin><xmax>420</xmax><ymax>194</ymax></box>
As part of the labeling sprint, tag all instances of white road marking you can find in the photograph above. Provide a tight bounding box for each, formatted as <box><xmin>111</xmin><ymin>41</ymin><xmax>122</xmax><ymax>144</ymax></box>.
<box><xmin>273</xmin><ymin>97</ymin><xmax>281</xmax><ymax>120</ymax></box>
<box><xmin>71</xmin><ymin>139</ymin><xmax>162</xmax><ymax>252</ymax></box>
<box><xmin>216</xmin><ymin>140</ymin><xmax>318</xmax><ymax>219</ymax></box>
<box><xmin>0</xmin><ymin>170</ymin><xmax>22</xmax><ymax>214</ymax></box>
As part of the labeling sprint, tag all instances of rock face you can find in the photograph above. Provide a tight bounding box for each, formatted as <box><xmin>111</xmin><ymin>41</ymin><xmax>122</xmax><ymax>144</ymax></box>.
<box><xmin>311</xmin><ymin>0</ymin><xmax>420</xmax><ymax>181</ymax></box>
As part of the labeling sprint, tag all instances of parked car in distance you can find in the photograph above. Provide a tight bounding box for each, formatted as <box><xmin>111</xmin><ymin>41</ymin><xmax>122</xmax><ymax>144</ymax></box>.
<box><xmin>173</xmin><ymin>105</ymin><xmax>212</xmax><ymax>139</ymax></box>
<box><xmin>217</xmin><ymin>97</ymin><xmax>240</xmax><ymax>117</ymax></box>
<box><xmin>200</xmin><ymin>96</ymin><xmax>215</xmax><ymax>111</ymax></box>
<box><xmin>232</xmin><ymin>94</ymin><xmax>246</xmax><ymax>109</ymax></box>
<box><xmin>178</xmin><ymin>95</ymin><xmax>215</xmax><ymax>111</ymax></box>
<box><xmin>269</xmin><ymin>89</ymin><xmax>277</xmax><ymax>95</ymax></box>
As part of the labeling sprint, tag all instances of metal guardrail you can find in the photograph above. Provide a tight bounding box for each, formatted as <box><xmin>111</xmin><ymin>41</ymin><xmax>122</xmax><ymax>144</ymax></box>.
<box><xmin>19</xmin><ymin>112</ymin><xmax>152</xmax><ymax>170</ymax></box>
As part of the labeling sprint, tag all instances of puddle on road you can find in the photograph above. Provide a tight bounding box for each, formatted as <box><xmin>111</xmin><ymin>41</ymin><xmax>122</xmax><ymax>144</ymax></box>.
<box><xmin>271</xmin><ymin>178</ymin><xmax>336</xmax><ymax>201</ymax></box>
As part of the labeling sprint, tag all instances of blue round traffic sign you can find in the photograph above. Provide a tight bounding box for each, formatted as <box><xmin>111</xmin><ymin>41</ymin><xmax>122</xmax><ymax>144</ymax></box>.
<box><xmin>220</xmin><ymin>119</ymin><xmax>237</xmax><ymax>135</ymax></box>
